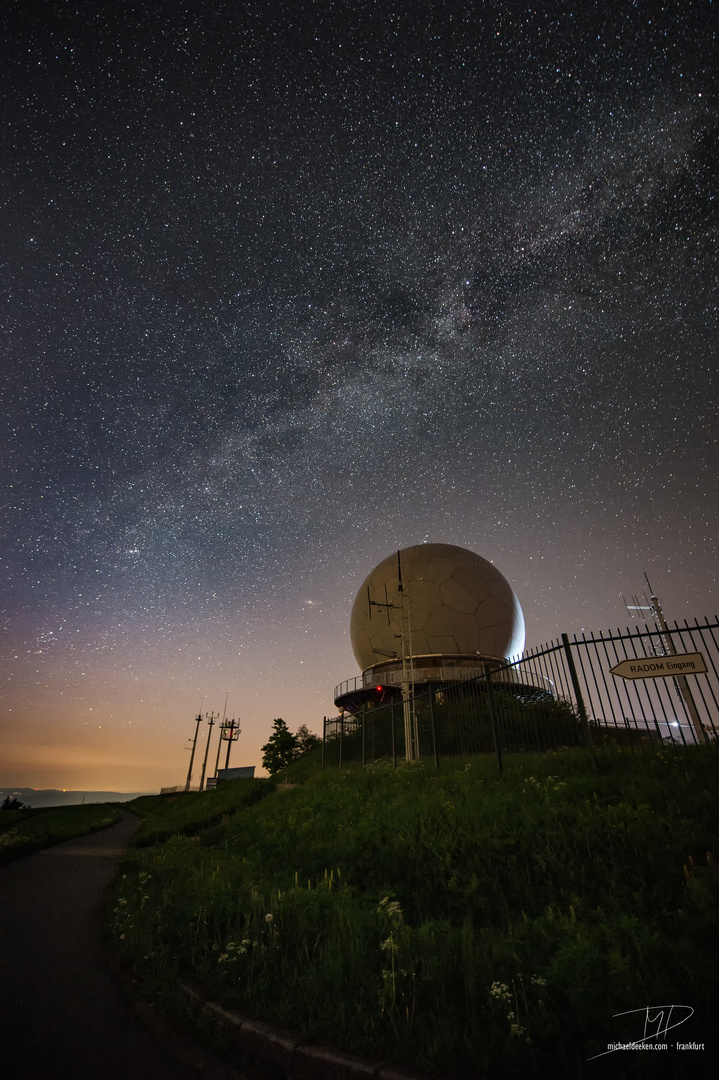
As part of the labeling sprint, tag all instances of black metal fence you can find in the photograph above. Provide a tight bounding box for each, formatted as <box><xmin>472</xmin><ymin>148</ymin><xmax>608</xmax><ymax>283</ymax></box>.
<box><xmin>322</xmin><ymin>617</ymin><xmax>719</xmax><ymax>771</ymax></box>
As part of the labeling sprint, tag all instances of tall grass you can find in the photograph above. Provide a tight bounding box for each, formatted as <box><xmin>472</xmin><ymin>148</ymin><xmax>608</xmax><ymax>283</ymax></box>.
<box><xmin>111</xmin><ymin>747</ymin><xmax>719</xmax><ymax>1077</ymax></box>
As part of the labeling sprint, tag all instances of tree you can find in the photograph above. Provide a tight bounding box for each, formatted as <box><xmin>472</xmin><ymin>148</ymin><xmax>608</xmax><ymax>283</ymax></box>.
<box><xmin>261</xmin><ymin>718</ymin><xmax>299</xmax><ymax>775</ymax></box>
<box><xmin>1</xmin><ymin>796</ymin><xmax>24</xmax><ymax>811</ymax></box>
<box><xmin>296</xmin><ymin>724</ymin><xmax>321</xmax><ymax>755</ymax></box>
<box><xmin>260</xmin><ymin>720</ymin><xmax>322</xmax><ymax>775</ymax></box>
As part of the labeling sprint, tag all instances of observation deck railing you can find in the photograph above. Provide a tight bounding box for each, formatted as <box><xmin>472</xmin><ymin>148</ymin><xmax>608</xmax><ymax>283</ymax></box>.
<box><xmin>334</xmin><ymin>662</ymin><xmax>554</xmax><ymax>702</ymax></box>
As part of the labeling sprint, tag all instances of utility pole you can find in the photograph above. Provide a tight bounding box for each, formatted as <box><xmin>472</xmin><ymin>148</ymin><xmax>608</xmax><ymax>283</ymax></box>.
<box><xmin>212</xmin><ymin>692</ymin><xmax>229</xmax><ymax>779</ymax></box>
<box><xmin>198</xmin><ymin>711</ymin><xmax>218</xmax><ymax>791</ymax></box>
<box><xmin>185</xmin><ymin>713</ymin><xmax>203</xmax><ymax>792</ymax></box>
<box><xmin>223</xmin><ymin>717</ymin><xmax>240</xmax><ymax>769</ymax></box>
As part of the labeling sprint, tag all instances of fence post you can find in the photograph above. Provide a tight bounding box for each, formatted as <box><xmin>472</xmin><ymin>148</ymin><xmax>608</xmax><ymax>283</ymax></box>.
<box><xmin>561</xmin><ymin>633</ymin><xmax>597</xmax><ymax>767</ymax></box>
<box><xmin>428</xmin><ymin>687</ymin><xmax>439</xmax><ymax>771</ymax></box>
<box><xmin>321</xmin><ymin>716</ymin><xmax>326</xmax><ymax>772</ymax></box>
<box><xmin>391</xmin><ymin>699</ymin><xmax>396</xmax><ymax>767</ymax></box>
<box><xmin>362</xmin><ymin>704</ymin><xmax>367</xmax><ymax>767</ymax></box>
<box><xmin>339</xmin><ymin>712</ymin><xmax>344</xmax><ymax>771</ymax></box>
<box><xmin>484</xmin><ymin>664</ymin><xmax>503</xmax><ymax>774</ymax></box>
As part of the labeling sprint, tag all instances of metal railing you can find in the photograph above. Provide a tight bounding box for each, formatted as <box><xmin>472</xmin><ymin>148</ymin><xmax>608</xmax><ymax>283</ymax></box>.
<box><xmin>335</xmin><ymin>662</ymin><xmax>554</xmax><ymax>701</ymax></box>
<box><xmin>322</xmin><ymin>617</ymin><xmax>719</xmax><ymax>772</ymax></box>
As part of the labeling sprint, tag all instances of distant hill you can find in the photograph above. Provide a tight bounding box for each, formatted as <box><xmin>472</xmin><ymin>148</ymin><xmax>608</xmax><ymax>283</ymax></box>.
<box><xmin>0</xmin><ymin>788</ymin><xmax>153</xmax><ymax>809</ymax></box>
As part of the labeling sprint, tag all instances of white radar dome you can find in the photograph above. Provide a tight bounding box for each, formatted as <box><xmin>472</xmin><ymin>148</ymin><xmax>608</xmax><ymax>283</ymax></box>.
<box><xmin>350</xmin><ymin>543</ymin><xmax>525</xmax><ymax>671</ymax></box>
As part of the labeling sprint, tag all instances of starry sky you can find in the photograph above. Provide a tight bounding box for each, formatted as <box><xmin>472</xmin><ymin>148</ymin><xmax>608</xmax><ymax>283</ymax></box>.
<box><xmin>2</xmin><ymin>1</ymin><xmax>717</xmax><ymax>792</ymax></box>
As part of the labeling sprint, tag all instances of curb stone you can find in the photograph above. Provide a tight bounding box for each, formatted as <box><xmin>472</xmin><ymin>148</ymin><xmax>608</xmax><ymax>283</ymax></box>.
<box><xmin>234</xmin><ymin>1016</ymin><xmax>300</xmax><ymax>1073</ymax></box>
<box><xmin>103</xmin><ymin>950</ymin><xmax>249</xmax><ymax>1078</ymax></box>
<box><xmin>181</xmin><ymin>984</ymin><xmax>449</xmax><ymax>1080</ymax></box>
<box><xmin>132</xmin><ymin>999</ymin><xmax>247</xmax><ymax>1079</ymax></box>
<box><xmin>376</xmin><ymin>1069</ymin><xmax>429</xmax><ymax>1080</ymax></box>
<box><xmin>293</xmin><ymin>1042</ymin><xmax>379</xmax><ymax>1079</ymax></box>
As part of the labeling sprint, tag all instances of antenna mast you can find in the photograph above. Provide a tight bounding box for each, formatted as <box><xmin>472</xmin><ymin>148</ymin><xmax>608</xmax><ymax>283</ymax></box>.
<box><xmin>397</xmin><ymin>551</ymin><xmax>418</xmax><ymax>761</ymax></box>
<box><xmin>366</xmin><ymin>554</ymin><xmax>418</xmax><ymax>761</ymax></box>
<box><xmin>626</xmin><ymin>575</ymin><xmax>706</xmax><ymax>744</ymax></box>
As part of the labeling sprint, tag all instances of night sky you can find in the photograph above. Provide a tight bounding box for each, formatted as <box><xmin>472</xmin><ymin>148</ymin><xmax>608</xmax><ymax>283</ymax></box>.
<box><xmin>2</xmin><ymin>1</ymin><xmax>717</xmax><ymax>792</ymax></box>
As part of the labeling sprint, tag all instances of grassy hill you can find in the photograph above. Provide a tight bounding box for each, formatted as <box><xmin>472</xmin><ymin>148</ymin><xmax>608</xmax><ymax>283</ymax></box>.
<box><xmin>0</xmin><ymin>803</ymin><xmax>121</xmax><ymax>865</ymax></box>
<box><xmin>111</xmin><ymin>746</ymin><xmax>718</xmax><ymax>1077</ymax></box>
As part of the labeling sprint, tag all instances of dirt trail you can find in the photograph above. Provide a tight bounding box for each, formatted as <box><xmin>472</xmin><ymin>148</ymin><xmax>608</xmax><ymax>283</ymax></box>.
<box><xmin>0</xmin><ymin>811</ymin><xmax>243</xmax><ymax>1079</ymax></box>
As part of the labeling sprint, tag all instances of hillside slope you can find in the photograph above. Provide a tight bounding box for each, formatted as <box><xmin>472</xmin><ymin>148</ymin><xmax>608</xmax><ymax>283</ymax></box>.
<box><xmin>0</xmin><ymin>804</ymin><xmax>120</xmax><ymax>865</ymax></box>
<box><xmin>112</xmin><ymin>748</ymin><xmax>718</xmax><ymax>1077</ymax></box>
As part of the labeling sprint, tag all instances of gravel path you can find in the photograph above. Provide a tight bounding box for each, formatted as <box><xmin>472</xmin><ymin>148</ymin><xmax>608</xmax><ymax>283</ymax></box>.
<box><xmin>0</xmin><ymin>811</ymin><xmax>246</xmax><ymax>1079</ymax></box>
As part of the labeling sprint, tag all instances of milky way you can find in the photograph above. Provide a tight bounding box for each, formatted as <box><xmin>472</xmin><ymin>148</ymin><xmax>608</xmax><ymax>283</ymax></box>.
<box><xmin>2</xmin><ymin>1</ymin><xmax>717</xmax><ymax>789</ymax></box>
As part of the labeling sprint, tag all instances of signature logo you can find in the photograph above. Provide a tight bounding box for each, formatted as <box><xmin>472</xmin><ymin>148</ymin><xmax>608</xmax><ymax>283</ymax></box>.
<box><xmin>588</xmin><ymin>1005</ymin><xmax>694</xmax><ymax>1059</ymax></box>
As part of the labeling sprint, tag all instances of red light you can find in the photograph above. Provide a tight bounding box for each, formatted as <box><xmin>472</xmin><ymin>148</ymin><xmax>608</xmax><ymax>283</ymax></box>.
<box><xmin>376</xmin><ymin>685</ymin><xmax>383</xmax><ymax>691</ymax></box>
